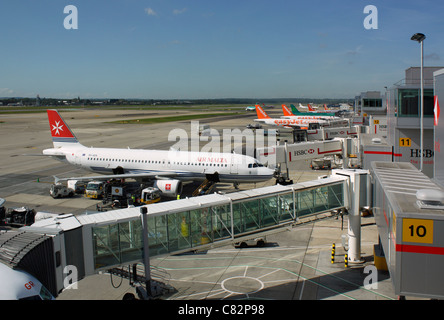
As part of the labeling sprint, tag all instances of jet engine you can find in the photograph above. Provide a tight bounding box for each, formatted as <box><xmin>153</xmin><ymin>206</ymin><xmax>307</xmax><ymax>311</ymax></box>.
<box><xmin>153</xmin><ymin>179</ymin><xmax>183</xmax><ymax>197</ymax></box>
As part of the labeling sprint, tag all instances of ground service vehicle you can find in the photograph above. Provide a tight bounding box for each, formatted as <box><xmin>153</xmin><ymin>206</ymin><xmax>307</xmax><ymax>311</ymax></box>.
<box><xmin>85</xmin><ymin>181</ymin><xmax>105</xmax><ymax>199</ymax></box>
<box><xmin>0</xmin><ymin>199</ymin><xmax>36</xmax><ymax>227</ymax></box>
<box><xmin>234</xmin><ymin>236</ymin><xmax>267</xmax><ymax>248</ymax></box>
<box><xmin>140</xmin><ymin>187</ymin><xmax>161</xmax><ymax>204</ymax></box>
<box><xmin>49</xmin><ymin>183</ymin><xmax>74</xmax><ymax>198</ymax></box>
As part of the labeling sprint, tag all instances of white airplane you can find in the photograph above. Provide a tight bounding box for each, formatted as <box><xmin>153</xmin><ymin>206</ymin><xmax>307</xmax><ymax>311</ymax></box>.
<box><xmin>0</xmin><ymin>262</ymin><xmax>54</xmax><ymax>300</ymax></box>
<box><xmin>245</xmin><ymin>106</ymin><xmax>256</xmax><ymax>111</ymax></box>
<box><xmin>254</xmin><ymin>105</ymin><xmax>328</xmax><ymax>128</ymax></box>
<box><xmin>42</xmin><ymin>110</ymin><xmax>275</xmax><ymax>196</ymax></box>
<box><xmin>298</xmin><ymin>103</ymin><xmax>308</xmax><ymax>109</ymax></box>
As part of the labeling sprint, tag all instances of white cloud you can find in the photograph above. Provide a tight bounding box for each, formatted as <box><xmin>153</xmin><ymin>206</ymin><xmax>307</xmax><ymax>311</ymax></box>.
<box><xmin>0</xmin><ymin>88</ymin><xmax>14</xmax><ymax>95</ymax></box>
<box><xmin>346</xmin><ymin>45</ymin><xmax>363</xmax><ymax>56</ymax></box>
<box><xmin>144</xmin><ymin>8</ymin><xmax>157</xmax><ymax>16</ymax></box>
<box><xmin>173</xmin><ymin>8</ymin><xmax>187</xmax><ymax>15</ymax></box>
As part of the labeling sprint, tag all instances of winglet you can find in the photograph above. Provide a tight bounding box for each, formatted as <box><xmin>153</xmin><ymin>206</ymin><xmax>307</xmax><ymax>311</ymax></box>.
<box><xmin>255</xmin><ymin>104</ymin><xmax>271</xmax><ymax>119</ymax></box>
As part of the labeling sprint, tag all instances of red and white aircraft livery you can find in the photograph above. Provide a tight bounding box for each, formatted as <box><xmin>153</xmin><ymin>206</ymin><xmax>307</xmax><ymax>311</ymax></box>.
<box><xmin>43</xmin><ymin>110</ymin><xmax>274</xmax><ymax>196</ymax></box>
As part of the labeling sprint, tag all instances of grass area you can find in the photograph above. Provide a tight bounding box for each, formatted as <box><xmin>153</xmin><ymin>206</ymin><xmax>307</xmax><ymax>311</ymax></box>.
<box><xmin>0</xmin><ymin>105</ymin><xmax>246</xmax><ymax>114</ymax></box>
<box><xmin>109</xmin><ymin>112</ymin><xmax>242</xmax><ymax>124</ymax></box>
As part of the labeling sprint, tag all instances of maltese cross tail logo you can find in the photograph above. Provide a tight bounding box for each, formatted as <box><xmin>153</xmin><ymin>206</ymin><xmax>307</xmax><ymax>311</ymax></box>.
<box><xmin>52</xmin><ymin>121</ymin><xmax>64</xmax><ymax>136</ymax></box>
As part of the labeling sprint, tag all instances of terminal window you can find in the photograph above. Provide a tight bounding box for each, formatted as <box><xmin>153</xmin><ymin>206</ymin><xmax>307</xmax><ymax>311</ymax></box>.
<box><xmin>363</xmin><ymin>98</ymin><xmax>382</xmax><ymax>108</ymax></box>
<box><xmin>398</xmin><ymin>89</ymin><xmax>434</xmax><ymax>117</ymax></box>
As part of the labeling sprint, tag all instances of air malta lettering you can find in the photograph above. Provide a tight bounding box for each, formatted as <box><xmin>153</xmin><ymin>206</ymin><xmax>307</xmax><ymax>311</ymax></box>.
<box><xmin>197</xmin><ymin>157</ymin><xmax>228</xmax><ymax>163</ymax></box>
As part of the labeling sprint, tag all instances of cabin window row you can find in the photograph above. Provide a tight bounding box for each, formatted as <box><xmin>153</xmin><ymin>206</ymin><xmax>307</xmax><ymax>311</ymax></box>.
<box><xmin>86</xmin><ymin>157</ymin><xmax>229</xmax><ymax>167</ymax></box>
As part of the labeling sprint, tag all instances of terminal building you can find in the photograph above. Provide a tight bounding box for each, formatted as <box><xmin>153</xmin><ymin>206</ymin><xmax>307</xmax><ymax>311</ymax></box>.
<box><xmin>386</xmin><ymin>66</ymin><xmax>443</xmax><ymax>177</ymax></box>
<box><xmin>355</xmin><ymin>67</ymin><xmax>443</xmax><ymax>178</ymax></box>
<box><xmin>354</xmin><ymin>91</ymin><xmax>386</xmax><ymax>116</ymax></box>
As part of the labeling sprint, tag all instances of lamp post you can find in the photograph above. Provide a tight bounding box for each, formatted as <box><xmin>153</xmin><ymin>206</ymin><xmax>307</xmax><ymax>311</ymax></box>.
<box><xmin>411</xmin><ymin>33</ymin><xmax>426</xmax><ymax>172</ymax></box>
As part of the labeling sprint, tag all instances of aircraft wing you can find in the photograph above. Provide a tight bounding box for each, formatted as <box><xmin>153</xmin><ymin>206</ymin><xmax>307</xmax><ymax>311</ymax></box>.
<box><xmin>54</xmin><ymin>171</ymin><xmax>179</xmax><ymax>183</ymax></box>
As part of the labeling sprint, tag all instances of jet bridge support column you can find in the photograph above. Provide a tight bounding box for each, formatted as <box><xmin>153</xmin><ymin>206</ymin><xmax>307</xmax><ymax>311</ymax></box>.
<box><xmin>140</xmin><ymin>206</ymin><xmax>152</xmax><ymax>299</ymax></box>
<box><xmin>332</xmin><ymin>169</ymin><xmax>369</xmax><ymax>263</ymax></box>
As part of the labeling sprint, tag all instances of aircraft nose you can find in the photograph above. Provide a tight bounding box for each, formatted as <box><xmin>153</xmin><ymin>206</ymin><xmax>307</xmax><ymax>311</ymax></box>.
<box><xmin>260</xmin><ymin>167</ymin><xmax>275</xmax><ymax>177</ymax></box>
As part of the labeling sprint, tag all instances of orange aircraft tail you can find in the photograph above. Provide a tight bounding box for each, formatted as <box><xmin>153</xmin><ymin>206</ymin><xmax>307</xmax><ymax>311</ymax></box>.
<box><xmin>282</xmin><ymin>104</ymin><xmax>294</xmax><ymax>117</ymax></box>
<box><xmin>255</xmin><ymin>105</ymin><xmax>271</xmax><ymax>119</ymax></box>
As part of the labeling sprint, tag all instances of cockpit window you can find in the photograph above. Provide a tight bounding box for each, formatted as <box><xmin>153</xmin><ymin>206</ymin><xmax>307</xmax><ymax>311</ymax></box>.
<box><xmin>248</xmin><ymin>163</ymin><xmax>263</xmax><ymax>168</ymax></box>
<box><xmin>39</xmin><ymin>285</ymin><xmax>53</xmax><ymax>300</ymax></box>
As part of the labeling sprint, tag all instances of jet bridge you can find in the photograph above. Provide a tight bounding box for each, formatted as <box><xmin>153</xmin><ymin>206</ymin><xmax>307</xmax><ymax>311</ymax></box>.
<box><xmin>1</xmin><ymin>174</ymin><xmax>349</xmax><ymax>297</ymax></box>
<box><xmin>371</xmin><ymin>161</ymin><xmax>444</xmax><ymax>299</ymax></box>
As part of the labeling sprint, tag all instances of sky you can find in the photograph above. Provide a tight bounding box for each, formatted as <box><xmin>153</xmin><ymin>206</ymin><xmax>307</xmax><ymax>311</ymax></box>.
<box><xmin>1</xmin><ymin>0</ymin><xmax>444</xmax><ymax>100</ymax></box>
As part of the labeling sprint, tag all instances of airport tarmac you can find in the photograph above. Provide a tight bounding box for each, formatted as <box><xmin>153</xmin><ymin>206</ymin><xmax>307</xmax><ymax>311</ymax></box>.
<box><xmin>57</xmin><ymin>214</ymin><xmax>396</xmax><ymax>301</ymax></box>
<box><xmin>0</xmin><ymin>107</ymin><xmax>400</xmax><ymax>300</ymax></box>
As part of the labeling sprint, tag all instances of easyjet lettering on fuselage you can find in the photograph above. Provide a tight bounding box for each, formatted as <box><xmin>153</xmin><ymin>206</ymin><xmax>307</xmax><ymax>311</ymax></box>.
<box><xmin>274</xmin><ymin>119</ymin><xmax>313</xmax><ymax>125</ymax></box>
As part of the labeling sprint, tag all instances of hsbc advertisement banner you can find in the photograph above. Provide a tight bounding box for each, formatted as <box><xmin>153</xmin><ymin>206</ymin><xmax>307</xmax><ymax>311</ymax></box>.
<box><xmin>286</xmin><ymin>140</ymin><xmax>343</xmax><ymax>162</ymax></box>
<box><xmin>256</xmin><ymin>140</ymin><xmax>343</xmax><ymax>169</ymax></box>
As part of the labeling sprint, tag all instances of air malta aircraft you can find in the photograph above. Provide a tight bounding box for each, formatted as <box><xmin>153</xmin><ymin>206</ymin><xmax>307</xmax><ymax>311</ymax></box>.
<box><xmin>43</xmin><ymin>110</ymin><xmax>274</xmax><ymax>196</ymax></box>
<box><xmin>254</xmin><ymin>105</ymin><xmax>328</xmax><ymax>128</ymax></box>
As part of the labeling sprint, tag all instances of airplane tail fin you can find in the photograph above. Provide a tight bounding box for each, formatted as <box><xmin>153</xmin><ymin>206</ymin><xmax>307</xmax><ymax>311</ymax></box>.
<box><xmin>308</xmin><ymin>104</ymin><xmax>315</xmax><ymax>112</ymax></box>
<box><xmin>324</xmin><ymin>104</ymin><xmax>329</xmax><ymax>111</ymax></box>
<box><xmin>290</xmin><ymin>104</ymin><xmax>302</xmax><ymax>114</ymax></box>
<box><xmin>47</xmin><ymin>109</ymin><xmax>82</xmax><ymax>148</ymax></box>
<box><xmin>255</xmin><ymin>105</ymin><xmax>271</xmax><ymax>119</ymax></box>
<box><xmin>282</xmin><ymin>104</ymin><xmax>294</xmax><ymax>116</ymax></box>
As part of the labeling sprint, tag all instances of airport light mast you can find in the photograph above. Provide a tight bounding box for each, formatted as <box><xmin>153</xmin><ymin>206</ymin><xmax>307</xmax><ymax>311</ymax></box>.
<box><xmin>411</xmin><ymin>33</ymin><xmax>426</xmax><ymax>172</ymax></box>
